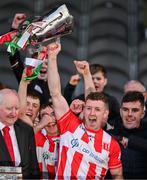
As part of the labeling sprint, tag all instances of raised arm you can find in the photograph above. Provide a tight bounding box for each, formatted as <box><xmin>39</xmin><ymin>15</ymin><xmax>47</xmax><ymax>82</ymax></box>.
<box><xmin>8</xmin><ymin>13</ymin><xmax>27</xmax><ymax>83</ymax></box>
<box><xmin>74</xmin><ymin>60</ymin><xmax>95</xmax><ymax>98</ymax></box>
<box><xmin>18</xmin><ymin>71</ymin><xmax>33</xmax><ymax>126</ymax></box>
<box><xmin>47</xmin><ymin>41</ymin><xmax>69</xmax><ymax>120</ymax></box>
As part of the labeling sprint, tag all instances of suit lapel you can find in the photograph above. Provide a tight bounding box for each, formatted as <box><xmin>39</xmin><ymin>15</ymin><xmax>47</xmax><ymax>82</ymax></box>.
<box><xmin>0</xmin><ymin>131</ymin><xmax>12</xmax><ymax>162</ymax></box>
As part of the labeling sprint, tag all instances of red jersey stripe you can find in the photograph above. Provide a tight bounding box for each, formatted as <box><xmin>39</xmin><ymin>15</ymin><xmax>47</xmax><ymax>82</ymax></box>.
<box><xmin>86</xmin><ymin>162</ymin><xmax>96</xmax><ymax>180</ymax></box>
<box><xmin>81</xmin><ymin>132</ymin><xmax>89</xmax><ymax>143</ymax></box>
<box><xmin>71</xmin><ymin>152</ymin><xmax>83</xmax><ymax>178</ymax></box>
<box><xmin>58</xmin><ymin>145</ymin><xmax>68</xmax><ymax>178</ymax></box>
<box><xmin>100</xmin><ymin>167</ymin><xmax>107</xmax><ymax>179</ymax></box>
<box><xmin>47</xmin><ymin>164</ymin><xmax>56</xmax><ymax>179</ymax></box>
<box><xmin>94</xmin><ymin>129</ymin><xmax>103</xmax><ymax>152</ymax></box>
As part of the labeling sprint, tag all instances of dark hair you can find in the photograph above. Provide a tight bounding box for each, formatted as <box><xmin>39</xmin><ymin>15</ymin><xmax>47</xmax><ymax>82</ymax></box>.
<box><xmin>39</xmin><ymin>101</ymin><xmax>53</xmax><ymax>120</ymax></box>
<box><xmin>40</xmin><ymin>101</ymin><xmax>53</xmax><ymax>111</ymax></box>
<box><xmin>121</xmin><ymin>91</ymin><xmax>145</xmax><ymax>108</ymax></box>
<box><xmin>0</xmin><ymin>82</ymin><xmax>7</xmax><ymax>90</ymax></box>
<box><xmin>86</xmin><ymin>92</ymin><xmax>109</xmax><ymax>109</ymax></box>
<box><xmin>31</xmin><ymin>52</ymin><xmax>38</xmax><ymax>59</ymax></box>
<box><xmin>90</xmin><ymin>64</ymin><xmax>107</xmax><ymax>78</ymax></box>
<box><xmin>27</xmin><ymin>89</ymin><xmax>41</xmax><ymax>102</ymax></box>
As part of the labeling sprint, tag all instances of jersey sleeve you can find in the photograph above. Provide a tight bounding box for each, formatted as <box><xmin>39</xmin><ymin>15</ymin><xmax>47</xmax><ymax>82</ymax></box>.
<box><xmin>58</xmin><ymin>110</ymin><xmax>81</xmax><ymax>135</ymax></box>
<box><xmin>35</xmin><ymin>131</ymin><xmax>46</xmax><ymax>146</ymax></box>
<box><xmin>108</xmin><ymin>138</ymin><xmax>122</xmax><ymax>169</ymax></box>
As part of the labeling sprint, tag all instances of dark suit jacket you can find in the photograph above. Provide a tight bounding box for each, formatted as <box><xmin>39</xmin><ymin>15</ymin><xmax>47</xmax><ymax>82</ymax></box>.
<box><xmin>0</xmin><ymin>119</ymin><xmax>40</xmax><ymax>179</ymax></box>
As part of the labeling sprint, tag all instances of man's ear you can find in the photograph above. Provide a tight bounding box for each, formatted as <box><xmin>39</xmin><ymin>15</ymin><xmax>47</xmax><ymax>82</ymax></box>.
<box><xmin>141</xmin><ymin>110</ymin><xmax>145</xmax><ymax>119</ymax></box>
<box><xmin>143</xmin><ymin>92</ymin><xmax>147</xmax><ymax>101</ymax></box>
<box><xmin>120</xmin><ymin>108</ymin><xmax>122</xmax><ymax>118</ymax></box>
<box><xmin>104</xmin><ymin>78</ymin><xmax>108</xmax><ymax>86</ymax></box>
<box><xmin>104</xmin><ymin>109</ymin><xmax>109</xmax><ymax>120</ymax></box>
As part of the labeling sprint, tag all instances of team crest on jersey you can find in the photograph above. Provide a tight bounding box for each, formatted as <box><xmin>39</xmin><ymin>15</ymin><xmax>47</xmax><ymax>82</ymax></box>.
<box><xmin>43</xmin><ymin>152</ymin><xmax>49</xmax><ymax>160</ymax></box>
<box><xmin>103</xmin><ymin>143</ymin><xmax>109</xmax><ymax>151</ymax></box>
<box><xmin>43</xmin><ymin>151</ymin><xmax>56</xmax><ymax>164</ymax></box>
<box><xmin>71</xmin><ymin>138</ymin><xmax>79</xmax><ymax>148</ymax></box>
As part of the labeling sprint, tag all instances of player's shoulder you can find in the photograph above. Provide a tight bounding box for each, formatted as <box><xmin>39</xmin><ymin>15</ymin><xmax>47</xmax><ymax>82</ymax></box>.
<box><xmin>35</xmin><ymin>131</ymin><xmax>46</xmax><ymax>146</ymax></box>
<box><xmin>103</xmin><ymin>129</ymin><xmax>120</xmax><ymax>147</ymax></box>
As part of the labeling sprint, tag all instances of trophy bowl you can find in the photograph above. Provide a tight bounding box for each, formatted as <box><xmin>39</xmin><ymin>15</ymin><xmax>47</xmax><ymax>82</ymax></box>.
<box><xmin>31</xmin><ymin>4</ymin><xmax>74</xmax><ymax>45</ymax></box>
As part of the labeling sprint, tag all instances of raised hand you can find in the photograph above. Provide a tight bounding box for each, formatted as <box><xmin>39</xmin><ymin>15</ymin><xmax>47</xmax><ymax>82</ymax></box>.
<box><xmin>74</xmin><ymin>60</ymin><xmax>90</xmax><ymax>76</ymax></box>
<box><xmin>47</xmin><ymin>39</ymin><xmax>61</xmax><ymax>59</ymax></box>
<box><xmin>69</xmin><ymin>74</ymin><xmax>81</xmax><ymax>86</ymax></box>
<box><xmin>70</xmin><ymin>99</ymin><xmax>85</xmax><ymax>115</ymax></box>
<box><xmin>11</xmin><ymin>13</ymin><xmax>27</xmax><ymax>29</ymax></box>
<box><xmin>74</xmin><ymin>60</ymin><xmax>95</xmax><ymax>97</ymax></box>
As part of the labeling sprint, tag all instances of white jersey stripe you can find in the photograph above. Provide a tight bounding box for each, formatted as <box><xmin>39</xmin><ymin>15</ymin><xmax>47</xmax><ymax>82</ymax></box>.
<box><xmin>77</xmin><ymin>158</ymin><xmax>90</xmax><ymax>179</ymax></box>
<box><xmin>63</xmin><ymin>147</ymin><xmax>73</xmax><ymax>179</ymax></box>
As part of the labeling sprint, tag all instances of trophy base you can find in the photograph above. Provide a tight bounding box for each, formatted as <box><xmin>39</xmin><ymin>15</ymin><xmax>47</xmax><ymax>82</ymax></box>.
<box><xmin>0</xmin><ymin>166</ymin><xmax>22</xmax><ymax>180</ymax></box>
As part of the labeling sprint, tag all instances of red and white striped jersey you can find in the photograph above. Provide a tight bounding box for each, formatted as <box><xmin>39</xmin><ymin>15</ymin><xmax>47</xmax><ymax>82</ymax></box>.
<box><xmin>56</xmin><ymin>110</ymin><xmax>122</xmax><ymax>179</ymax></box>
<box><xmin>35</xmin><ymin>132</ymin><xmax>60</xmax><ymax>179</ymax></box>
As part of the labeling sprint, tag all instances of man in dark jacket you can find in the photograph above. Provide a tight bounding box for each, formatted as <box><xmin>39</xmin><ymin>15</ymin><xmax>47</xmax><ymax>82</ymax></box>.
<box><xmin>108</xmin><ymin>91</ymin><xmax>147</xmax><ymax>179</ymax></box>
<box><xmin>0</xmin><ymin>88</ymin><xmax>40</xmax><ymax>179</ymax></box>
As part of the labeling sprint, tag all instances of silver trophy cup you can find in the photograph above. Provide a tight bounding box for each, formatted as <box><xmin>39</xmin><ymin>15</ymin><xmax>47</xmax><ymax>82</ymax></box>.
<box><xmin>30</xmin><ymin>4</ymin><xmax>74</xmax><ymax>44</ymax></box>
